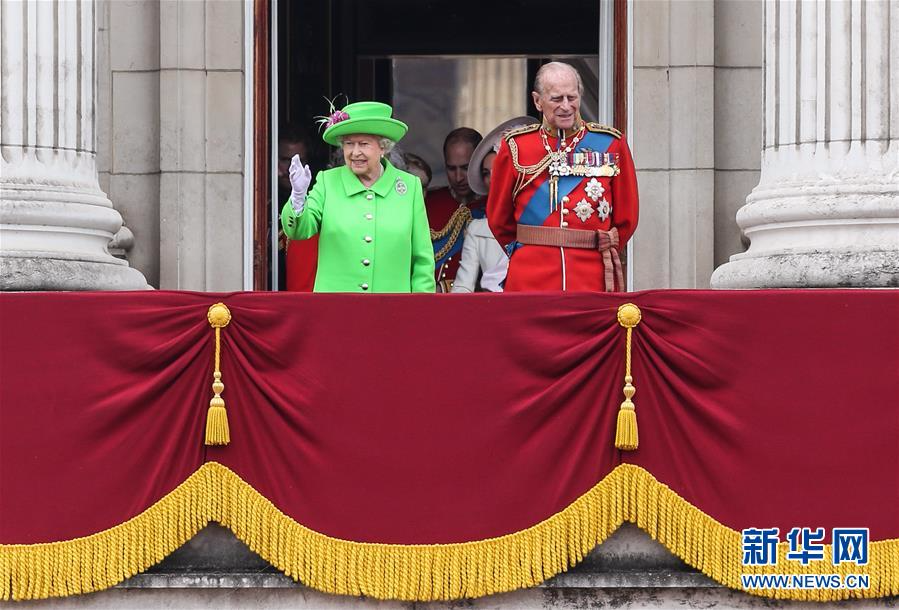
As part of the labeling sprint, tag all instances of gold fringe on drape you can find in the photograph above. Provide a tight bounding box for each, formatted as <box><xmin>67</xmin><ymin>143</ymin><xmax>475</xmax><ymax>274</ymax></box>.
<box><xmin>2</xmin><ymin>463</ymin><xmax>896</xmax><ymax>602</ymax></box>
<box><xmin>0</xmin><ymin>466</ymin><xmax>215</xmax><ymax>601</ymax></box>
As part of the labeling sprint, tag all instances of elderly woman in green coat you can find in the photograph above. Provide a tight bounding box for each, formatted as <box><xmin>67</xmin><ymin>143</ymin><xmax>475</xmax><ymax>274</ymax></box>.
<box><xmin>281</xmin><ymin>102</ymin><xmax>436</xmax><ymax>293</ymax></box>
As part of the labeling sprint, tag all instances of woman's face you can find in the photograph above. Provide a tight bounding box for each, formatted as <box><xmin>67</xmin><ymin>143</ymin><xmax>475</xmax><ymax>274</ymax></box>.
<box><xmin>342</xmin><ymin>134</ymin><xmax>385</xmax><ymax>179</ymax></box>
<box><xmin>481</xmin><ymin>151</ymin><xmax>497</xmax><ymax>191</ymax></box>
<box><xmin>407</xmin><ymin>166</ymin><xmax>431</xmax><ymax>191</ymax></box>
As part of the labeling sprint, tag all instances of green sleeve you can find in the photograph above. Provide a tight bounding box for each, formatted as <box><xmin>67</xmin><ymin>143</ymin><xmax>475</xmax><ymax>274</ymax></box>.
<box><xmin>280</xmin><ymin>172</ymin><xmax>325</xmax><ymax>240</ymax></box>
<box><xmin>409</xmin><ymin>177</ymin><xmax>436</xmax><ymax>293</ymax></box>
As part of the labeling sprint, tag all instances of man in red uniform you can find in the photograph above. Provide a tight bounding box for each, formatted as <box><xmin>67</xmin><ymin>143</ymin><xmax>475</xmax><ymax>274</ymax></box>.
<box><xmin>487</xmin><ymin>62</ymin><xmax>638</xmax><ymax>292</ymax></box>
<box><xmin>426</xmin><ymin>127</ymin><xmax>485</xmax><ymax>292</ymax></box>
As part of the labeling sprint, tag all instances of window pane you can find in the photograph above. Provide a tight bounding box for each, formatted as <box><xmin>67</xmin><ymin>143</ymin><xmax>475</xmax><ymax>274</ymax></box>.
<box><xmin>392</xmin><ymin>57</ymin><xmax>527</xmax><ymax>188</ymax></box>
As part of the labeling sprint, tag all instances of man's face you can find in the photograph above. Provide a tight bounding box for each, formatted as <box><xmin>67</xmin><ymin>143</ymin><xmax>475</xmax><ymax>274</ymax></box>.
<box><xmin>278</xmin><ymin>140</ymin><xmax>308</xmax><ymax>192</ymax></box>
<box><xmin>445</xmin><ymin>141</ymin><xmax>475</xmax><ymax>199</ymax></box>
<box><xmin>532</xmin><ymin>69</ymin><xmax>581</xmax><ymax>131</ymax></box>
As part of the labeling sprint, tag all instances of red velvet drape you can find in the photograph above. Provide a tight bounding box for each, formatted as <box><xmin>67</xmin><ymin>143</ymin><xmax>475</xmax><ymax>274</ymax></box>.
<box><xmin>1</xmin><ymin>290</ymin><xmax>896</xmax><ymax>546</ymax></box>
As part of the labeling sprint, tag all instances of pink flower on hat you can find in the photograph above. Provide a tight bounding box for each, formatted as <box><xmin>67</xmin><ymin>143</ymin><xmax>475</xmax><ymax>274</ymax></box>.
<box><xmin>314</xmin><ymin>95</ymin><xmax>350</xmax><ymax>132</ymax></box>
<box><xmin>326</xmin><ymin>110</ymin><xmax>350</xmax><ymax>128</ymax></box>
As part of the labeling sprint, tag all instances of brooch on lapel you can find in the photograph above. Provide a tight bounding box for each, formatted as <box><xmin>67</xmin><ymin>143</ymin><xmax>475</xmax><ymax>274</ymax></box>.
<box><xmin>395</xmin><ymin>179</ymin><xmax>407</xmax><ymax>195</ymax></box>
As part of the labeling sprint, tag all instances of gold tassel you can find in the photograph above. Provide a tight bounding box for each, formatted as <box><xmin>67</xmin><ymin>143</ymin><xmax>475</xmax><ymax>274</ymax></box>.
<box><xmin>205</xmin><ymin>375</ymin><xmax>230</xmax><ymax>445</ymax></box>
<box><xmin>205</xmin><ymin>303</ymin><xmax>232</xmax><ymax>446</ymax></box>
<box><xmin>615</xmin><ymin>375</ymin><xmax>638</xmax><ymax>450</ymax></box>
<box><xmin>615</xmin><ymin>303</ymin><xmax>642</xmax><ymax>451</ymax></box>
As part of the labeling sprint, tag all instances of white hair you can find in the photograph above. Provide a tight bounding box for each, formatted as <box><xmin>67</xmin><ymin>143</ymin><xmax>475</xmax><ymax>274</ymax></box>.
<box><xmin>336</xmin><ymin>134</ymin><xmax>396</xmax><ymax>154</ymax></box>
<box><xmin>379</xmin><ymin>137</ymin><xmax>396</xmax><ymax>153</ymax></box>
<box><xmin>534</xmin><ymin>62</ymin><xmax>584</xmax><ymax>97</ymax></box>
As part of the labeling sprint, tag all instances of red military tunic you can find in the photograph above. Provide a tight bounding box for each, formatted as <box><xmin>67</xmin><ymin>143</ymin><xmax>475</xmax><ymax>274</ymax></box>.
<box><xmin>426</xmin><ymin>186</ymin><xmax>485</xmax><ymax>291</ymax></box>
<box><xmin>487</xmin><ymin>123</ymin><xmax>638</xmax><ymax>292</ymax></box>
<box><xmin>285</xmin><ymin>234</ymin><xmax>319</xmax><ymax>292</ymax></box>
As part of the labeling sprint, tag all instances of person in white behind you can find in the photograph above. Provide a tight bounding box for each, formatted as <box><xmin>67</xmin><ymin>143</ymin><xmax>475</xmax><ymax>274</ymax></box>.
<box><xmin>451</xmin><ymin>117</ymin><xmax>536</xmax><ymax>293</ymax></box>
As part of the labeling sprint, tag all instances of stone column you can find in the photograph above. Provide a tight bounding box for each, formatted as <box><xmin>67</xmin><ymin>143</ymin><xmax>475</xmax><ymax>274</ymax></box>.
<box><xmin>712</xmin><ymin>0</ymin><xmax>899</xmax><ymax>288</ymax></box>
<box><xmin>0</xmin><ymin>0</ymin><xmax>147</xmax><ymax>290</ymax></box>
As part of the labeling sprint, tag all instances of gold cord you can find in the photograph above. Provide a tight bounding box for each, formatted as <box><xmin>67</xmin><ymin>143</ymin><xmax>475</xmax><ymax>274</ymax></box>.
<box><xmin>615</xmin><ymin>304</ymin><xmax>642</xmax><ymax>451</ymax></box>
<box><xmin>430</xmin><ymin>206</ymin><xmax>473</xmax><ymax>261</ymax></box>
<box><xmin>508</xmin><ymin>137</ymin><xmax>553</xmax><ymax>199</ymax></box>
<box><xmin>205</xmin><ymin>303</ymin><xmax>232</xmax><ymax>446</ymax></box>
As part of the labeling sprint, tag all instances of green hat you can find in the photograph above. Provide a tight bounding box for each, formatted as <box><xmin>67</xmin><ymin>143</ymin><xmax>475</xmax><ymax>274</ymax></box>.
<box><xmin>321</xmin><ymin>101</ymin><xmax>408</xmax><ymax>147</ymax></box>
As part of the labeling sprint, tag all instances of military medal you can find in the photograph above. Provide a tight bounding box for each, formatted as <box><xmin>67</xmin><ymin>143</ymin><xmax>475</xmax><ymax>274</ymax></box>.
<box><xmin>573</xmin><ymin>199</ymin><xmax>594</xmax><ymax>222</ymax></box>
<box><xmin>550</xmin><ymin>148</ymin><xmax>621</xmax><ymax>181</ymax></box>
<box><xmin>542</xmin><ymin>126</ymin><xmax>585</xmax><ymax>212</ymax></box>
<box><xmin>585</xmin><ymin>178</ymin><xmax>604</xmax><ymax>202</ymax></box>
<box><xmin>597</xmin><ymin>198</ymin><xmax>612</xmax><ymax>221</ymax></box>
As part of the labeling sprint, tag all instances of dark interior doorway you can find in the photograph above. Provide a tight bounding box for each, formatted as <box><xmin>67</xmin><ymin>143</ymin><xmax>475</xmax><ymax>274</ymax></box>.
<box><xmin>278</xmin><ymin>0</ymin><xmax>600</xmax><ymax>172</ymax></box>
<box><xmin>266</xmin><ymin>0</ymin><xmax>609</xmax><ymax>290</ymax></box>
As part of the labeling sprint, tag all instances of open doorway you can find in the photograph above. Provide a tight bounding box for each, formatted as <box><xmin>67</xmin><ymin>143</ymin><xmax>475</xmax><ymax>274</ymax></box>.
<box><xmin>259</xmin><ymin>0</ymin><xmax>624</xmax><ymax>290</ymax></box>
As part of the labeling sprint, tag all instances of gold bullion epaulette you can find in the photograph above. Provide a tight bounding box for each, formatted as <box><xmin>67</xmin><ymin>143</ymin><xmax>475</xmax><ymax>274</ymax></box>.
<box><xmin>586</xmin><ymin>122</ymin><xmax>622</xmax><ymax>138</ymax></box>
<box><xmin>502</xmin><ymin>123</ymin><xmax>540</xmax><ymax>141</ymax></box>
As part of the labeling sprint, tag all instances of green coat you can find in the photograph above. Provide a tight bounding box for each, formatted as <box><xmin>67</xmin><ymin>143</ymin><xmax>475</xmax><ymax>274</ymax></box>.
<box><xmin>281</xmin><ymin>160</ymin><xmax>436</xmax><ymax>293</ymax></box>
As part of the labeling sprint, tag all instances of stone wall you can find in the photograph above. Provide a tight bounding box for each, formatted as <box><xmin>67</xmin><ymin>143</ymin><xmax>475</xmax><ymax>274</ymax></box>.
<box><xmin>96</xmin><ymin>0</ymin><xmax>246</xmax><ymax>290</ymax></box>
<box><xmin>631</xmin><ymin>0</ymin><xmax>763</xmax><ymax>289</ymax></box>
<box><xmin>713</xmin><ymin>0</ymin><xmax>763</xmax><ymax>269</ymax></box>
<box><xmin>96</xmin><ymin>0</ymin><xmax>161</xmax><ymax>286</ymax></box>
<box><xmin>631</xmin><ymin>0</ymin><xmax>715</xmax><ymax>289</ymax></box>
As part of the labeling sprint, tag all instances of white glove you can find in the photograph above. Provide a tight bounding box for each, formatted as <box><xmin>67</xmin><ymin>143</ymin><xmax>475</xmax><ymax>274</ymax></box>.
<box><xmin>289</xmin><ymin>154</ymin><xmax>312</xmax><ymax>213</ymax></box>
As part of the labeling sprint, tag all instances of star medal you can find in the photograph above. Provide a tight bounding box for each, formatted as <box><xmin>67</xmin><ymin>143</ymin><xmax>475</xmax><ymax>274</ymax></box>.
<box><xmin>597</xmin><ymin>198</ymin><xmax>612</xmax><ymax>221</ymax></box>
<box><xmin>585</xmin><ymin>178</ymin><xmax>605</xmax><ymax>202</ymax></box>
<box><xmin>549</xmin><ymin>151</ymin><xmax>570</xmax><ymax>177</ymax></box>
<box><xmin>573</xmin><ymin>198</ymin><xmax>594</xmax><ymax>222</ymax></box>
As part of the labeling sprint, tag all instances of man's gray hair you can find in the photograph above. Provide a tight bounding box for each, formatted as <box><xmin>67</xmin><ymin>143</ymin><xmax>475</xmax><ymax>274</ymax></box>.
<box><xmin>533</xmin><ymin>62</ymin><xmax>584</xmax><ymax>97</ymax></box>
<box><xmin>336</xmin><ymin>134</ymin><xmax>396</xmax><ymax>154</ymax></box>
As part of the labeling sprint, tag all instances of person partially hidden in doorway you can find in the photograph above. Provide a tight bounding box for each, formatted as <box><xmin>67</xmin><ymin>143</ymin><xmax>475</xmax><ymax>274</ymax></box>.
<box><xmin>451</xmin><ymin>116</ymin><xmax>536</xmax><ymax>293</ymax></box>
<box><xmin>426</xmin><ymin>127</ymin><xmax>484</xmax><ymax>293</ymax></box>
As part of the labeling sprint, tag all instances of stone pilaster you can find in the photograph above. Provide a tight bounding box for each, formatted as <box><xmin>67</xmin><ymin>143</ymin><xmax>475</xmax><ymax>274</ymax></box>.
<box><xmin>0</xmin><ymin>0</ymin><xmax>147</xmax><ymax>290</ymax></box>
<box><xmin>632</xmin><ymin>0</ymin><xmax>716</xmax><ymax>289</ymax></box>
<box><xmin>712</xmin><ymin>0</ymin><xmax>899</xmax><ymax>288</ymax></box>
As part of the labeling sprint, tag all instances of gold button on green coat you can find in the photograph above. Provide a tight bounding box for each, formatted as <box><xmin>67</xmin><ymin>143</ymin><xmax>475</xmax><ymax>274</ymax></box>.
<box><xmin>281</xmin><ymin>160</ymin><xmax>436</xmax><ymax>293</ymax></box>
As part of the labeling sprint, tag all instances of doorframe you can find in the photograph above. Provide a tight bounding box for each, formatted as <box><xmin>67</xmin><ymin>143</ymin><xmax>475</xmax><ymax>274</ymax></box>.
<box><xmin>247</xmin><ymin>0</ymin><xmax>632</xmax><ymax>291</ymax></box>
<box><xmin>621</xmin><ymin>0</ymin><xmax>634</xmax><ymax>292</ymax></box>
<box><xmin>249</xmin><ymin>0</ymin><xmax>270</xmax><ymax>291</ymax></box>
<box><xmin>242</xmin><ymin>0</ymin><xmax>256</xmax><ymax>289</ymax></box>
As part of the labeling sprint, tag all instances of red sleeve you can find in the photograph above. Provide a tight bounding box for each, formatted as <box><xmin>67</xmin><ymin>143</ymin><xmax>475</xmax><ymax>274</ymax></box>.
<box><xmin>486</xmin><ymin>138</ymin><xmax>518</xmax><ymax>249</ymax></box>
<box><xmin>611</xmin><ymin>136</ymin><xmax>639</xmax><ymax>245</ymax></box>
